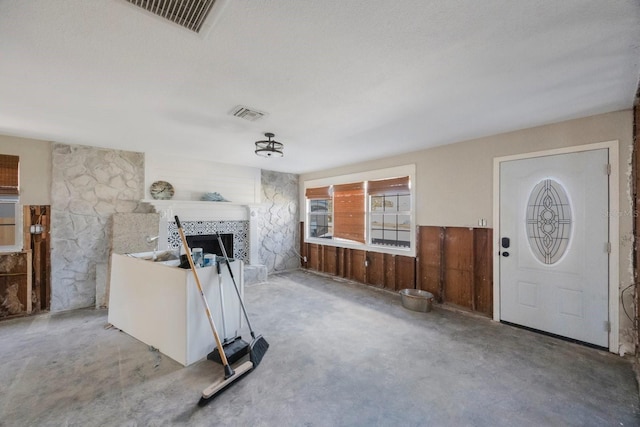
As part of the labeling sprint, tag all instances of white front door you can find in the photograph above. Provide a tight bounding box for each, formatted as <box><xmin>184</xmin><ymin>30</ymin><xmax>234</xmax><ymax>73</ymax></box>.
<box><xmin>499</xmin><ymin>149</ymin><xmax>609</xmax><ymax>347</ymax></box>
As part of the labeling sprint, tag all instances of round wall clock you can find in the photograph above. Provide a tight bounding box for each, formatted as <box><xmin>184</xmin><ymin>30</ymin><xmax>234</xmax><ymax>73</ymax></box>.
<box><xmin>149</xmin><ymin>180</ymin><xmax>175</xmax><ymax>200</ymax></box>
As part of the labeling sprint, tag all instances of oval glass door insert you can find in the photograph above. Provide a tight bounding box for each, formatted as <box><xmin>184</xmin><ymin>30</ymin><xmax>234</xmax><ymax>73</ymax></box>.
<box><xmin>526</xmin><ymin>179</ymin><xmax>572</xmax><ymax>264</ymax></box>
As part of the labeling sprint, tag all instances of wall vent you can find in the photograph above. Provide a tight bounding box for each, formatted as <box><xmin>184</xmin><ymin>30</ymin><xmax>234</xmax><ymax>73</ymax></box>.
<box><xmin>125</xmin><ymin>0</ymin><xmax>218</xmax><ymax>33</ymax></box>
<box><xmin>230</xmin><ymin>105</ymin><xmax>267</xmax><ymax>122</ymax></box>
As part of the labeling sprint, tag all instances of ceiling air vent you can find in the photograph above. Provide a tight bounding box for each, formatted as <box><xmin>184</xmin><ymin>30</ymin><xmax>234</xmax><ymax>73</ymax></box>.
<box><xmin>230</xmin><ymin>105</ymin><xmax>267</xmax><ymax>122</ymax></box>
<box><xmin>125</xmin><ymin>0</ymin><xmax>218</xmax><ymax>33</ymax></box>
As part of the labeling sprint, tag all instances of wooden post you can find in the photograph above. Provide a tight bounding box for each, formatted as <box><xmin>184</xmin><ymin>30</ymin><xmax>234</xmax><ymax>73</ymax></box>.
<box><xmin>439</xmin><ymin>227</ymin><xmax>445</xmax><ymax>303</ymax></box>
<box><xmin>26</xmin><ymin>250</ymin><xmax>32</xmax><ymax>313</ymax></box>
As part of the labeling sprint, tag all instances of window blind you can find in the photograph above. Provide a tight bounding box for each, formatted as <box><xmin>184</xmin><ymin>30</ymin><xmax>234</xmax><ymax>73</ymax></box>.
<box><xmin>368</xmin><ymin>176</ymin><xmax>410</xmax><ymax>195</ymax></box>
<box><xmin>333</xmin><ymin>182</ymin><xmax>365</xmax><ymax>243</ymax></box>
<box><xmin>305</xmin><ymin>186</ymin><xmax>331</xmax><ymax>199</ymax></box>
<box><xmin>0</xmin><ymin>155</ymin><xmax>19</xmax><ymax>195</ymax></box>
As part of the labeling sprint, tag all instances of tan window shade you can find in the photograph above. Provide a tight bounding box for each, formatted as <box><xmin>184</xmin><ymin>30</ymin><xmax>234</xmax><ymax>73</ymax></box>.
<box><xmin>305</xmin><ymin>186</ymin><xmax>331</xmax><ymax>199</ymax></box>
<box><xmin>333</xmin><ymin>182</ymin><xmax>365</xmax><ymax>243</ymax></box>
<box><xmin>0</xmin><ymin>155</ymin><xmax>19</xmax><ymax>195</ymax></box>
<box><xmin>368</xmin><ymin>176</ymin><xmax>410</xmax><ymax>195</ymax></box>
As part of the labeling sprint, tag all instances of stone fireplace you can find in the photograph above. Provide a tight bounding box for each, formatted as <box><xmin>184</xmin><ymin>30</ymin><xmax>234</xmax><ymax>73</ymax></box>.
<box><xmin>145</xmin><ymin>200</ymin><xmax>262</xmax><ymax>269</ymax></box>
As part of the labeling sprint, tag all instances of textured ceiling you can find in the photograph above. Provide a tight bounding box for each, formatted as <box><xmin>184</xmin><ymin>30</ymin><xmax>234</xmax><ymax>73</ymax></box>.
<box><xmin>0</xmin><ymin>0</ymin><xmax>639</xmax><ymax>174</ymax></box>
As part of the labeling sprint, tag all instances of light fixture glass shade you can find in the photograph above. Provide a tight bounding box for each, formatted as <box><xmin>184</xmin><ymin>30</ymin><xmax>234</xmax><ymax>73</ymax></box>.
<box><xmin>255</xmin><ymin>132</ymin><xmax>284</xmax><ymax>157</ymax></box>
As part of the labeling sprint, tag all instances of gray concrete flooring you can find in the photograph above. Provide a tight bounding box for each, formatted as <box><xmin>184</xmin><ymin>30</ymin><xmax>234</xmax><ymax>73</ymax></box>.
<box><xmin>1</xmin><ymin>269</ymin><xmax>638</xmax><ymax>426</ymax></box>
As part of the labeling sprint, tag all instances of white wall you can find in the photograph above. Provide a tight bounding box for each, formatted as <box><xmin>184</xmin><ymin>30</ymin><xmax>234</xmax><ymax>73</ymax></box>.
<box><xmin>145</xmin><ymin>153</ymin><xmax>261</xmax><ymax>204</ymax></box>
<box><xmin>302</xmin><ymin>111</ymin><xmax>632</xmax><ymax>227</ymax></box>
<box><xmin>0</xmin><ymin>134</ymin><xmax>51</xmax><ymax>205</ymax></box>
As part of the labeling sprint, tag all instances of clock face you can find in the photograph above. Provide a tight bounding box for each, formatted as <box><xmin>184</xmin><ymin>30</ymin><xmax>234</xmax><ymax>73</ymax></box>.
<box><xmin>149</xmin><ymin>180</ymin><xmax>175</xmax><ymax>200</ymax></box>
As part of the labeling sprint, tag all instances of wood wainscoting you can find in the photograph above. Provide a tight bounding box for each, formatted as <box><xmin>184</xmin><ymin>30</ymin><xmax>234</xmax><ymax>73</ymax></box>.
<box><xmin>417</xmin><ymin>226</ymin><xmax>493</xmax><ymax>316</ymax></box>
<box><xmin>300</xmin><ymin>223</ymin><xmax>493</xmax><ymax>316</ymax></box>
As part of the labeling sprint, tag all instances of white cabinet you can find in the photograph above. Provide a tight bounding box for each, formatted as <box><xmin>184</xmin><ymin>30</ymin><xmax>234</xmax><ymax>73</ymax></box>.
<box><xmin>108</xmin><ymin>254</ymin><xmax>244</xmax><ymax>366</ymax></box>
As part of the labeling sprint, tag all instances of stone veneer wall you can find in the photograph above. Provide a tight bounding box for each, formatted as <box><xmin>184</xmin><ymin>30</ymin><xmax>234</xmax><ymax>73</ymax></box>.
<box><xmin>51</xmin><ymin>144</ymin><xmax>149</xmax><ymax>311</ymax></box>
<box><xmin>258</xmin><ymin>170</ymin><xmax>300</xmax><ymax>272</ymax></box>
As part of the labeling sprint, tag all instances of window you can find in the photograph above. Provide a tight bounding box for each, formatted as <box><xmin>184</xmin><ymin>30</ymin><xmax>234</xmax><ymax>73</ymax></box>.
<box><xmin>305</xmin><ymin>165</ymin><xmax>415</xmax><ymax>255</ymax></box>
<box><xmin>305</xmin><ymin>186</ymin><xmax>333</xmax><ymax>239</ymax></box>
<box><xmin>333</xmin><ymin>182</ymin><xmax>365</xmax><ymax>243</ymax></box>
<box><xmin>0</xmin><ymin>203</ymin><xmax>16</xmax><ymax>246</ymax></box>
<box><xmin>369</xmin><ymin>177</ymin><xmax>411</xmax><ymax>248</ymax></box>
<box><xmin>0</xmin><ymin>154</ymin><xmax>20</xmax><ymax>247</ymax></box>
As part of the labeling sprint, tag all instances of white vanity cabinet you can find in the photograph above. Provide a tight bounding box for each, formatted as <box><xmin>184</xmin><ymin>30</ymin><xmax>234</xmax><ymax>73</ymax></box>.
<box><xmin>108</xmin><ymin>253</ymin><xmax>244</xmax><ymax>366</ymax></box>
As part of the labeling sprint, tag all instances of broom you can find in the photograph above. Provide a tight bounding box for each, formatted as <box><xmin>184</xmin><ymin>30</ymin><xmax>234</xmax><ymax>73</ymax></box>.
<box><xmin>215</xmin><ymin>232</ymin><xmax>269</xmax><ymax>367</ymax></box>
<box><xmin>174</xmin><ymin>216</ymin><xmax>253</xmax><ymax>404</ymax></box>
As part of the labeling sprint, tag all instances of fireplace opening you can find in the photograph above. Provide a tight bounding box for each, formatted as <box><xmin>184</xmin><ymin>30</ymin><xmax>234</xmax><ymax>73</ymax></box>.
<box><xmin>186</xmin><ymin>234</ymin><xmax>234</xmax><ymax>259</ymax></box>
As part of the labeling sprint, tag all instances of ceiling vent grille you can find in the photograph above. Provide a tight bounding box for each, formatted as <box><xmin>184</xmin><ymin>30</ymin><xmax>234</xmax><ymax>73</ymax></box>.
<box><xmin>230</xmin><ymin>105</ymin><xmax>267</xmax><ymax>122</ymax></box>
<box><xmin>125</xmin><ymin>0</ymin><xmax>217</xmax><ymax>33</ymax></box>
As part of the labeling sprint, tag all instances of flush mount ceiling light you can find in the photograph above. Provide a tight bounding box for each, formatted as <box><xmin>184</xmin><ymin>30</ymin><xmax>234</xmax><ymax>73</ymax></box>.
<box><xmin>255</xmin><ymin>133</ymin><xmax>284</xmax><ymax>157</ymax></box>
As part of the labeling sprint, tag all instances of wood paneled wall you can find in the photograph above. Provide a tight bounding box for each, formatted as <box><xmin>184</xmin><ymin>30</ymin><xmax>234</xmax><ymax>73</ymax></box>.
<box><xmin>300</xmin><ymin>222</ymin><xmax>493</xmax><ymax>316</ymax></box>
<box><xmin>300</xmin><ymin>224</ymin><xmax>416</xmax><ymax>291</ymax></box>
<box><xmin>417</xmin><ymin>226</ymin><xmax>443</xmax><ymax>299</ymax></box>
<box><xmin>417</xmin><ymin>226</ymin><xmax>493</xmax><ymax>316</ymax></box>
<box><xmin>23</xmin><ymin>205</ymin><xmax>51</xmax><ymax>312</ymax></box>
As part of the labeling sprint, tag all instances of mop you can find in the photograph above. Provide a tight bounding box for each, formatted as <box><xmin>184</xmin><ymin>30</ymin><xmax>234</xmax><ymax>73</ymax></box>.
<box><xmin>174</xmin><ymin>216</ymin><xmax>253</xmax><ymax>404</ymax></box>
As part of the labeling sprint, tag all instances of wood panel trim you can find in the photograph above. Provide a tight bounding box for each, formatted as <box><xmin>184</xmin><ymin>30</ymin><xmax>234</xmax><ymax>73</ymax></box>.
<box><xmin>299</xmin><ymin>225</ymin><xmax>492</xmax><ymax>317</ymax></box>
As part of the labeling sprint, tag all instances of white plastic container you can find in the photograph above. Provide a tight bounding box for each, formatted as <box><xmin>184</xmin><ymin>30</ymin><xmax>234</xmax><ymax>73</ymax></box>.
<box><xmin>192</xmin><ymin>248</ymin><xmax>203</xmax><ymax>267</ymax></box>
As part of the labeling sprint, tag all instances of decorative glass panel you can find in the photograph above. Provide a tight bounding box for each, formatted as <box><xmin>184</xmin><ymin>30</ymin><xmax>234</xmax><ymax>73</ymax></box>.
<box><xmin>526</xmin><ymin>179</ymin><xmax>571</xmax><ymax>264</ymax></box>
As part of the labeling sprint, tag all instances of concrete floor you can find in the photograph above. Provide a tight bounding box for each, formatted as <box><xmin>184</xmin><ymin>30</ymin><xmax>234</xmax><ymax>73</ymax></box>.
<box><xmin>1</xmin><ymin>269</ymin><xmax>638</xmax><ymax>426</ymax></box>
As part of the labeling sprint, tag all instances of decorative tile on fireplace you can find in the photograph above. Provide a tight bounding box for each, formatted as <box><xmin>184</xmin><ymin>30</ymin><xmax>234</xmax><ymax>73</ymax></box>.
<box><xmin>167</xmin><ymin>220</ymin><xmax>249</xmax><ymax>263</ymax></box>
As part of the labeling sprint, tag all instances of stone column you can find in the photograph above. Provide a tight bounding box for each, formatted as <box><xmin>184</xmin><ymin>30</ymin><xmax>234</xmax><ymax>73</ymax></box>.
<box><xmin>259</xmin><ymin>170</ymin><xmax>300</xmax><ymax>272</ymax></box>
<box><xmin>50</xmin><ymin>144</ymin><xmax>149</xmax><ymax>311</ymax></box>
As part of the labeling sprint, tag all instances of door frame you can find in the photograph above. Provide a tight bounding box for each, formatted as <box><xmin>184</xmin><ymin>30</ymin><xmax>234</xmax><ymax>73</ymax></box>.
<box><xmin>492</xmin><ymin>140</ymin><xmax>619</xmax><ymax>352</ymax></box>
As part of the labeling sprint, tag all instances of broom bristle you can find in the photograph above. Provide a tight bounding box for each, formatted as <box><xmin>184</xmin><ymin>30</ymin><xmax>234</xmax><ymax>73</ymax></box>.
<box><xmin>249</xmin><ymin>336</ymin><xmax>269</xmax><ymax>367</ymax></box>
<box><xmin>198</xmin><ymin>360</ymin><xmax>254</xmax><ymax>405</ymax></box>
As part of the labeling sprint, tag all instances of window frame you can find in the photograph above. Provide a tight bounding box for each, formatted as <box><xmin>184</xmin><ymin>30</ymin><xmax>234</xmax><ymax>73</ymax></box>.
<box><xmin>369</xmin><ymin>191</ymin><xmax>412</xmax><ymax>249</ymax></box>
<box><xmin>308</xmin><ymin>198</ymin><xmax>333</xmax><ymax>239</ymax></box>
<box><xmin>0</xmin><ymin>154</ymin><xmax>22</xmax><ymax>252</ymax></box>
<box><xmin>304</xmin><ymin>165</ymin><xmax>416</xmax><ymax>257</ymax></box>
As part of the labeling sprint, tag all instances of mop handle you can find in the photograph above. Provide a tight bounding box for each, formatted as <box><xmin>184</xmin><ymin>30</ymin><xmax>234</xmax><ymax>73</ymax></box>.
<box><xmin>215</xmin><ymin>232</ymin><xmax>255</xmax><ymax>337</ymax></box>
<box><xmin>216</xmin><ymin>260</ymin><xmax>228</xmax><ymax>340</ymax></box>
<box><xmin>176</xmin><ymin>217</ymin><xmax>232</xmax><ymax>371</ymax></box>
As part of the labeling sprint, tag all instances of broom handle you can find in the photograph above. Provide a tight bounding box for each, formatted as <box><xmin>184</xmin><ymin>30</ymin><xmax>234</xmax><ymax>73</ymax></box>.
<box><xmin>175</xmin><ymin>216</ymin><xmax>233</xmax><ymax>375</ymax></box>
<box><xmin>215</xmin><ymin>232</ymin><xmax>255</xmax><ymax>338</ymax></box>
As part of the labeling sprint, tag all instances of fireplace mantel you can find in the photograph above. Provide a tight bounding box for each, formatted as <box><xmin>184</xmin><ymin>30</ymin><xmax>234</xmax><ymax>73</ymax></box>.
<box><xmin>142</xmin><ymin>199</ymin><xmax>260</xmax><ymax>221</ymax></box>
